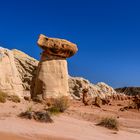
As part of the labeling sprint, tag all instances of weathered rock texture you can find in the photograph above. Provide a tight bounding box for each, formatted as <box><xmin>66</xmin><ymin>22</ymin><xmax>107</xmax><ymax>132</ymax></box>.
<box><xmin>37</xmin><ymin>34</ymin><xmax>78</xmax><ymax>58</ymax></box>
<box><xmin>32</xmin><ymin>56</ymin><xmax>69</xmax><ymax>99</ymax></box>
<box><xmin>115</xmin><ymin>87</ymin><xmax>140</xmax><ymax>96</ymax></box>
<box><xmin>0</xmin><ymin>47</ymin><xmax>121</xmax><ymax>100</ymax></box>
<box><xmin>32</xmin><ymin>34</ymin><xmax>78</xmax><ymax>99</ymax></box>
<box><xmin>12</xmin><ymin>49</ymin><xmax>38</xmax><ymax>91</ymax></box>
<box><xmin>69</xmin><ymin>76</ymin><xmax>117</xmax><ymax>100</ymax></box>
<box><xmin>0</xmin><ymin>47</ymin><xmax>24</xmax><ymax>97</ymax></box>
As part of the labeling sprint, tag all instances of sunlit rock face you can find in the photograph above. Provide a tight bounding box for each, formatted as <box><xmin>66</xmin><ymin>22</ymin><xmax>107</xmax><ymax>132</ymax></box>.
<box><xmin>32</xmin><ymin>34</ymin><xmax>78</xmax><ymax>99</ymax></box>
<box><xmin>0</xmin><ymin>47</ymin><xmax>24</xmax><ymax>97</ymax></box>
<box><xmin>37</xmin><ymin>34</ymin><xmax>78</xmax><ymax>58</ymax></box>
<box><xmin>12</xmin><ymin>49</ymin><xmax>39</xmax><ymax>91</ymax></box>
<box><xmin>69</xmin><ymin>77</ymin><xmax>117</xmax><ymax>100</ymax></box>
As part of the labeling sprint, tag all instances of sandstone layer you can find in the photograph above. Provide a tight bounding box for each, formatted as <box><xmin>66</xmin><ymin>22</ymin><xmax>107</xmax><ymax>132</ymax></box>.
<box><xmin>69</xmin><ymin>76</ymin><xmax>117</xmax><ymax>100</ymax></box>
<box><xmin>0</xmin><ymin>47</ymin><xmax>23</xmax><ymax>97</ymax></box>
<box><xmin>32</xmin><ymin>56</ymin><xmax>69</xmax><ymax>99</ymax></box>
<box><xmin>115</xmin><ymin>87</ymin><xmax>140</xmax><ymax>96</ymax></box>
<box><xmin>0</xmin><ymin>47</ymin><xmax>121</xmax><ymax>100</ymax></box>
<box><xmin>12</xmin><ymin>49</ymin><xmax>38</xmax><ymax>91</ymax></box>
<box><xmin>32</xmin><ymin>34</ymin><xmax>78</xmax><ymax>99</ymax></box>
<box><xmin>37</xmin><ymin>34</ymin><xmax>78</xmax><ymax>58</ymax></box>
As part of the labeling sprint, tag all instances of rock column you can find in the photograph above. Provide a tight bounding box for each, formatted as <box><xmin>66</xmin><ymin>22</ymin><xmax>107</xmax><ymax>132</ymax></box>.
<box><xmin>32</xmin><ymin>34</ymin><xmax>78</xmax><ymax>99</ymax></box>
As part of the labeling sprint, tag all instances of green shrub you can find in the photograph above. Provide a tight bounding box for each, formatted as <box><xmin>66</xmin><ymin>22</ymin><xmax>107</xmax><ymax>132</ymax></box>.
<box><xmin>0</xmin><ymin>92</ymin><xmax>8</xmax><ymax>103</ymax></box>
<box><xmin>97</xmin><ymin>117</ymin><xmax>119</xmax><ymax>130</ymax></box>
<box><xmin>48</xmin><ymin>96</ymin><xmax>69</xmax><ymax>114</ymax></box>
<box><xmin>9</xmin><ymin>95</ymin><xmax>20</xmax><ymax>103</ymax></box>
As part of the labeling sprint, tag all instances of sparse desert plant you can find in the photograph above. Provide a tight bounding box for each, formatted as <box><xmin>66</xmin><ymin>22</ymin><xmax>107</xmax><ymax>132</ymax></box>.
<box><xmin>26</xmin><ymin>105</ymin><xmax>33</xmax><ymax>112</ymax></box>
<box><xmin>0</xmin><ymin>91</ymin><xmax>8</xmax><ymax>103</ymax></box>
<box><xmin>9</xmin><ymin>95</ymin><xmax>20</xmax><ymax>103</ymax></box>
<box><xmin>19</xmin><ymin>110</ymin><xmax>33</xmax><ymax>119</ymax></box>
<box><xmin>48</xmin><ymin>96</ymin><xmax>70</xmax><ymax>114</ymax></box>
<box><xmin>19</xmin><ymin>107</ymin><xmax>53</xmax><ymax>123</ymax></box>
<box><xmin>18</xmin><ymin>105</ymin><xmax>33</xmax><ymax>119</ymax></box>
<box><xmin>47</xmin><ymin>106</ymin><xmax>61</xmax><ymax>115</ymax></box>
<box><xmin>97</xmin><ymin>117</ymin><xmax>119</xmax><ymax>130</ymax></box>
<box><xmin>33</xmin><ymin>111</ymin><xmax>53</xmax><ymax>123</ymax></box>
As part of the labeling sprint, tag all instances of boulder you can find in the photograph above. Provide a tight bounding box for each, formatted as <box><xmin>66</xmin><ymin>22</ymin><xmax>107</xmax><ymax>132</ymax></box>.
<box><xmin>37</xmin><ymin>34</ymin><xmax>78</xmax><ymax>58</ymax></box>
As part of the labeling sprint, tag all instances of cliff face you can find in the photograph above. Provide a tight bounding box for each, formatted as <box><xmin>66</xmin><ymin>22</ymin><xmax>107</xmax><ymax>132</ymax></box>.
<box><xmin>0</xmin><ymin>47</ymin><xmax>24</xmax><ymax>97</ymax></box>
<box><xmin>12</xmin><ymin>49</ymin><xmax>38</xmax><ymax>91</ymax></box>
<box><xmin>69</xmin><ymin>77</ymin><xmax>116</xmax><ymax>99</ymax></box>
<box><xmin>0</xmin><ymin>47</ymin><xmax>117</xmax><ymax>99</ymax></box>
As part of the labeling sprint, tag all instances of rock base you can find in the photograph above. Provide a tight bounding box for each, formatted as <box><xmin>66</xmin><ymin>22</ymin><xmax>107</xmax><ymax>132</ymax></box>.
<box><xmin>32</xmin><ymin>56</ymin><xmax>70</xmax><ymax>99</ymax></box>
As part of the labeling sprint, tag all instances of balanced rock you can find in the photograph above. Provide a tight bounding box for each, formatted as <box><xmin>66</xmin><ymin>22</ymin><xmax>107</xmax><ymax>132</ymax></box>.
<box><xmin>32</xmin><ymin>34</ymin><xmax>78</xmax><ymax>100</ymax></box>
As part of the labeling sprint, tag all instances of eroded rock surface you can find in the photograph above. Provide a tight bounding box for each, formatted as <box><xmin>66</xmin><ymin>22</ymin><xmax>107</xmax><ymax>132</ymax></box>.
<box><xmin>115</xmin><ymin>87</ymin><xmax>140</xmax><ymax>96</ymax></box>
<box><xmin>0</xmin><ymin>47</ymin><xmax>122</xmax><ymax>100</ymax></box>
<box><xmin>32</xmin><ymin>56</ymin><xmax>69</xmax><ymax>99</ymax></box>
<box><xmin>12</xmin><ymin>49</ymin><xmax>38</xmax><ymax>90</ymax></box>
<box><xmin>0</xmin><ymin>47</ymin><xmax>24</xmax><ymax>97</ymax></box>
<box><xmin>69</xmin><ymin>76</ymin><xmax>117</xmax><ymax>100</ymax></box>
<box><xmin>37</xmin><ymin>34</ymin><xmax>78</xmax><ymax>58</ymax></box>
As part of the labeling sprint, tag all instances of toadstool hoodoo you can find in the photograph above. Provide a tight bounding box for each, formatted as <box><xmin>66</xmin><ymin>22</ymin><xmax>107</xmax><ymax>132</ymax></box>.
<box><xmin>32</xmin><ymin>34</ymin><xmax>78</xmax><ymax>100</ymax></box>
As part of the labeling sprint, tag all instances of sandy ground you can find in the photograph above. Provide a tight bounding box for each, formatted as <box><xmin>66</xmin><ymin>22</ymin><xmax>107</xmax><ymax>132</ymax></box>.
<box><xmin>0</xmin><ymin>100</ymin><xmax>140</xmax><ymax>140</ymax></box>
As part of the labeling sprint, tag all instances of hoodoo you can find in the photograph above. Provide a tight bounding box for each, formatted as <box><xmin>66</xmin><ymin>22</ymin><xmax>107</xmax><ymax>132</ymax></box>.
<box><xmin>32</xmin><ymin>34</ymin><xmax>78</xmax><ymax>100</ymax></box>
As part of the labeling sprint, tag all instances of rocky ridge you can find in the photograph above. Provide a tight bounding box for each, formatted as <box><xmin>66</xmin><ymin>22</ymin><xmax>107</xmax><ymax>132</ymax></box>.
<box><xmin>69</xmin><ymin>77</ymin><xmax>116</xmax><ymax>100</ymax></box>
<box><xmin>0</xmin><ymin>47</ymin><xmax>117</xmax><ymax>99</ymax></box>
<box><xmin>12</xmin><ymin>49</ymin><xmax>38</xmax><ymax>91</ymax></box>
<box><xmin>0</xmin><ymin>47</ymin><xmax>24</xmax><ymax>97</ymax></box>
<box><xmin>115</xmin><ymin>87</ymin><xmax>140</xmax><ymax>96</ymax></box>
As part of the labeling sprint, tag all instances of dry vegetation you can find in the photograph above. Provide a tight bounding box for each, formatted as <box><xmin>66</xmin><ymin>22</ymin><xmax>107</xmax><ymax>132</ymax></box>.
<box><xmin>0</xmin><ymin>92</ymin><xmax>20</xmax><ymax>103</ymax></box>
<box><xmin>47</xmin><ymin>96</ymin><xmax>70</xmax><ymax>114</ymax></box>
<box><xmin>18</xmin><ymin>96</ymin><xmax>70</xmax><ymax>122</ymax></box>
<box><xmin>19</xmin><ymin>105</ymin><xmax>53</xmax><ymax>123</ymax></box>
<box><xmin>97</xmin><ymin>117</ymin><xmax>119</xmax><ymax>130</ymax></box>
<box><xmin>0</xmin><ymin>92</ymin><xmax>8</xmax><ymax>103</ymax></box>
<box><xmin>8</xmin><ymin>95</ymin><xmax>21</xmax><ymax>103</ymax></box>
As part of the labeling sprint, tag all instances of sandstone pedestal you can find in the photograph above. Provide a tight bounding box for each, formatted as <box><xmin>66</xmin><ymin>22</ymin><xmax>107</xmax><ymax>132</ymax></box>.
<box><xmin>33</xmin><ymin>55</ymin><xmax>69</xmax><ymax>99</ymax></box>
<box><xmin>32</xmin><ymin>34</ymin><xmax>78</xmax><ymax>100</ymax></box>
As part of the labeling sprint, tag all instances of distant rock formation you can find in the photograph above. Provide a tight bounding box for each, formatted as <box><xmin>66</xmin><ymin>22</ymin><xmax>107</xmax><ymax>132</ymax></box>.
<box><xmin>31</xmin><ymin>34</ymin><xmax>78</xmax><ymax>100</ymax></box>
<box><xmin>115</xmin><ymin>87</ymin><xmax>140</xmax><ymax>96</ymax></box>
<box><xmin>0</xmin><ymin>47</ymin><xmax>24</xmax><ymax>97</ymax></box>
<box><xmin>69</xmin><ymin>76</ymin><xmax>117</xmax><ymax>100</ymax></box>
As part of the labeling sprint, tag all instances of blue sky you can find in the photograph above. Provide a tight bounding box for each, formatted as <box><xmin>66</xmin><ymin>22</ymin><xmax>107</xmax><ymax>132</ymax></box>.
<box><xmin>0</xmin><ymin>0</ymin><xmax>140</xmax><ymax>88</ymax></box>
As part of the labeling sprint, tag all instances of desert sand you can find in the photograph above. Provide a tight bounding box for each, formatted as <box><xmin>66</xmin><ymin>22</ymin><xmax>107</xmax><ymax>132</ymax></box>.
<box><xmin>0</xmin><ymin>100</ymin><xmax>140</xmax><ymax>140</ymax></box>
